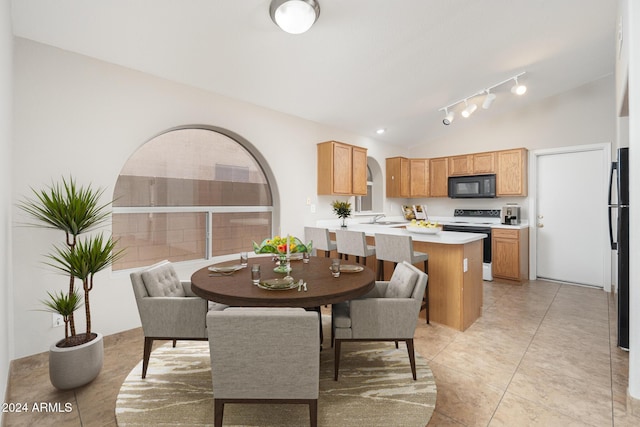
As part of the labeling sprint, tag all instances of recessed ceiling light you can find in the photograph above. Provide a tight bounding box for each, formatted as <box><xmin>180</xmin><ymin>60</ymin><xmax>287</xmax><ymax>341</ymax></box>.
<box><xmin>376</xmin><ymin>128</ymin><xmax>386</xmax><ymax>134</ymax></box>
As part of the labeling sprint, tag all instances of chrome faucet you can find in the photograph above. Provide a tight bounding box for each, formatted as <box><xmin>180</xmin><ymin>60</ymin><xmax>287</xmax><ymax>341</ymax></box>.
<box><xmin>371</xmin><ymin>214</ymin><xmax>386</xmax><ymax>223</ymax></box>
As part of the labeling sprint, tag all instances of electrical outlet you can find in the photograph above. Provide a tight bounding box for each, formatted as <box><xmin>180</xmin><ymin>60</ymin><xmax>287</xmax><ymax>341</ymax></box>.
<box><xmin>52</xmin><ymin>313</ymin><xmax>64</xmax><ymax>328</ymax></box>
<box><xmin>310</xmin><ymin>204</ymin><xmax>316</xmax><ymax>213</ymax></box>
<box><xmin>306</xmin><ymin>197</ymin><xmax>312</xmax><ymax>205</ymax></box>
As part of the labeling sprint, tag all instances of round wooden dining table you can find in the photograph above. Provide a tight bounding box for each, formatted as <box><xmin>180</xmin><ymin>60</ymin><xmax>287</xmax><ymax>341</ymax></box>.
<box><xmin>190</xmin><ymin>255</ymin><xmax>376</xmax><ymax>308</ymax></box>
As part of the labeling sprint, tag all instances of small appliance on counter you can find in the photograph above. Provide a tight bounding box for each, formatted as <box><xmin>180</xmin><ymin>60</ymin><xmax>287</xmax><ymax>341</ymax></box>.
<box><xmin>501</xmin><ymin>203</ymin><xmax>521</xmax><ymax>225</ymax></box>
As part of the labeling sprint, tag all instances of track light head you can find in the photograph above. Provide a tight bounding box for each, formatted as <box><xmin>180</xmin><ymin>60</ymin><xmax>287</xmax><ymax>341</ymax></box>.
<box><xmin>511</xmin><ymin>77</ymin><xmax>527</xmax><ymax>95</ymax></box>
<box><xmin>482</xmin><ymin>91</ymin><xmax>496</xmax><ymax>109</ymax></box>
<box><xmin>461</xmin><ymin>101</ymin><xmax>477</xmax><ymax>118</ymax></box>
<box><xmin>443</xmin><ymin>109</ymin><xmax>454</xmax><ymax>125</ymax></box>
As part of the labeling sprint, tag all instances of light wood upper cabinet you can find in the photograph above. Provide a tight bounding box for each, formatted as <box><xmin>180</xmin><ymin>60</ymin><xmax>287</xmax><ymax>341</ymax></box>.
<box><xmin>386</xmin><ymin>157</ymin><xmax>410</xmax><ymax>198</ymax></box>
<box><xmin>448</xmin><ymin>155</ymin><xmax>473</xmax><ymax>176</ymax></box>
<box><xmin>496</xmin><ymin>148</ymin><xmax>528</xmax><ymax>196</ymax></box>
<box><xmin>429</xmin><ymin>157</ymin><xmax>449</xmax><ymax>197</ymax></box>
<box><xmin>449</xmin><ymin>152</ymin><xmax>496</xmax><ymax>176</ymax></box>
<box><xmin>472</xmin><ymin>152</ymin><xmax>496</xmax><ymax>174</ymax></box>
<box><xmin>352</xmin><ymin>146</ymin><xmax>368</xmax><ymax>195</ymax></box>
<box><xmin>317</xmin><ymin>141</ymin><xmax>368</xmax><ymax>196</ymax></box>
<box><xmin>410</xmin><ymin>159</ymin><xmax>429</xmax><ymax>197</ymax></box>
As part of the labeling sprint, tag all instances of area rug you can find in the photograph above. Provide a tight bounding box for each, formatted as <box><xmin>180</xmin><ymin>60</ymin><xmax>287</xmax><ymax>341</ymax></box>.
<box><xmin>116</xmin><ymin>339</ymin><xmax>436</xmax><ymax>427</ymax></box>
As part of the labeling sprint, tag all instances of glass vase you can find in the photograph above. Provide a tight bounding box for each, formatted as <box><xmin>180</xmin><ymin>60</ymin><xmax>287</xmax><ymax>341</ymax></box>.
<box><xmin>274</xmin><ymin>253</ymin><xmax>291</xmax><ymax>273</ymax></box>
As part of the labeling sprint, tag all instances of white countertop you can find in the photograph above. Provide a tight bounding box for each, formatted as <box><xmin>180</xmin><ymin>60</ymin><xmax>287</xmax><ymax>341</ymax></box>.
<box><xmin>325</xmin><ymin>222</ymin><xmax>487</xmax><ymax>245</ymax></box>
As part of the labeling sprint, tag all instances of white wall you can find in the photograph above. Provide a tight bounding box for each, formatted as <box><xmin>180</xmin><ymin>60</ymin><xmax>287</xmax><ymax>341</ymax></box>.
<box><xmin>11</xmin><ymin>38</ymin><xmax>406</xmax><ymax>358</ymax></box>
<box><xmin>1</xmin><ymin>0</ymin><xmax>13</xmax><ymax>410</ymax></box>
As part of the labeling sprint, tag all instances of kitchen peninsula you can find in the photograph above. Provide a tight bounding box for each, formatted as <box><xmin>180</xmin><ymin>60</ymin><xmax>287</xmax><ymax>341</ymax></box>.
<box><xmin>321</xmin><ymin>222</ymin><xmax>486</xmax><ymax>331</ymax></box>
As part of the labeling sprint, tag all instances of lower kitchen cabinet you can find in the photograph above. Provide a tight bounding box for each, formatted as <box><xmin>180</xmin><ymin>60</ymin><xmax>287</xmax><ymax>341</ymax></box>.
<box><xmin>492</xmin><ymin>228</ymin><xmax>529</xmax><ymax>283</ymax></box>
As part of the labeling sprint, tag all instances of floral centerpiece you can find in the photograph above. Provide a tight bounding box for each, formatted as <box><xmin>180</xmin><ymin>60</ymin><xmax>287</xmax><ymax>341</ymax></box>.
<box><xmin>332</xmin><ymin>200</ymin><xmax>352</xmax><ymax>228</ymax></box>
<box><xmin>253</xmin><ymin>235</ymin><xmax>312</xmax><ymax>273</ymax></box>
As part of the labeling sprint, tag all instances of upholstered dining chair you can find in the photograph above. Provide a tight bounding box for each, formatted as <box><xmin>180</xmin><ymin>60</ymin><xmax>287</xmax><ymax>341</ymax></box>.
<box><xmin>130</xmin><ymin>260</ymin><xmax>226</xmax><ymax>379</ymax></box>
<box><xmin>207</xmin><ymin>307</ymin><xmax>320</xmax><ymax>427</ymax></box>
<box><xmin>334</xmin><ymin>229</ymin><xmax>376</xmax><ymax>265</ymax></box>
<box><xmin>331</xmin><ymin>261</ymin><xmax>428</xmax><ymax>381</ymax></box>
<box><xmin>304</xmin><ymin>226</ymin><xmax>337</xmax><ymax>258</ymax></box>
<box><xmin>374</xmin><ymin>233</ymin><xmax>430</xmax><ymax>323</ymax></box>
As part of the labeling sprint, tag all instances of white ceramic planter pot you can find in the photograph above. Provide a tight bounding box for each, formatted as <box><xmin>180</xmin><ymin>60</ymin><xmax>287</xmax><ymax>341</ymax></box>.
<box><xmin>49</xmin><ymin>333</ymin><xmax>104</xmax><ymax>390</ymax></box>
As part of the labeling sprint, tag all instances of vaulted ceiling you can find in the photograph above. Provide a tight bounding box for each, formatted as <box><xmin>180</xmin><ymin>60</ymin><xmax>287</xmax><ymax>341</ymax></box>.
<box><xmin>10</xmin><ymin>0</ymin><xmax>616</xmax><ymax>147</ymax></box>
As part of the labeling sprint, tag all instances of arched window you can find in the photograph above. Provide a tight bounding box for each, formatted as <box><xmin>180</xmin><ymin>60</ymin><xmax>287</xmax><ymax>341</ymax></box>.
<box><xmin>112</xmin><ymin>127</ymin><xmax>274</xmax><ymax>270</ymax></box>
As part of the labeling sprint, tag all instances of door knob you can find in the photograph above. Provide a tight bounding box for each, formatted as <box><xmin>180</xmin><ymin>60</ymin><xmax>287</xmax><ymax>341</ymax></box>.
<box><xmin>537</xmin><ymin>215</ymin><xmax>544</xmax><ymax>219</ymax></box>
<box><xmin>537</xmin><ymin>223</ymin><xmax>544</xmax><ymax>228</ymax></box>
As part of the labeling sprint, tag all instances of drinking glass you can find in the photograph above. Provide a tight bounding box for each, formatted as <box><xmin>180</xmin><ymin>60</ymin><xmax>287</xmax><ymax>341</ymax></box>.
<box><xmin>240</xmin><ymin>252</ymin><xmax>248</xmax><ymax>266</ymax></box>
<box><xmin>251</xmin><ymin>264</ymin><xmax>261</xmax><ymax>285</ymax></box>
<box><xmin>303</xmin><ymin>252</ymin><xmax>310</xmax><ymax>264</ymax></box>
<box><xmin>331</xmin><ymin>259</ymin><xmax>341</xmax><ymax>277</ymax></box>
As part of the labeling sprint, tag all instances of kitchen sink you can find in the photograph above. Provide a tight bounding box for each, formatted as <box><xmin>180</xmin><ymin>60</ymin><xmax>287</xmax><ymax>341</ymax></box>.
<box><xmin>370</xmin><ymin>221</ymin><xmax>407</xmax><ymax>225</ymax></box>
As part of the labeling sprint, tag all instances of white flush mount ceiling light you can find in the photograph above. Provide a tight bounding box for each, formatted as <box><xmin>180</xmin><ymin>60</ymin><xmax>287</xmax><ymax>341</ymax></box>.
<box><xmin>376</xmin><ymin>128</ymin><xmax>386</xmax><ymax>134</ymax></box>
<box><xmin>443</xmin><ymin>108</ymin><xmax>454</xmax><ymax>125</ymax></box>
<box><xmin>511</xmin><ymin>76</ymin><xmax>527</xmax><ymax>95</ymax></box>
<box><xmin>270</xmin><ymin>0</ymin><xmax>320</xmax><ymax>34</ymax></box>
<box><xmin>438</xmin><ymin>72</ymin><xmax>527</xmax><ymax>126</ymax></box>
<box><xmin>461</xmin><ymin>100</ymin><xmax>477</xmax><ymax>118</ymax></box>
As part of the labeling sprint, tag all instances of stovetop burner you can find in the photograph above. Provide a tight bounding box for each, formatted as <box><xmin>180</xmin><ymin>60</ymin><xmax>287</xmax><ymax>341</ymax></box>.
<box><xmin>453</xmin><ymin>209</ymin><xmax>501</xmax><ymax>218</ymax></box>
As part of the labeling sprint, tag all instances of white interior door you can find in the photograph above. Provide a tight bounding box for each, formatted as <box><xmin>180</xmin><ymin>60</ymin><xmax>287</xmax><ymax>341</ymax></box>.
<box><xmin>536</xmin><ymin>147</ymin><xmax>608</xmax><ymax>287</ymax></box>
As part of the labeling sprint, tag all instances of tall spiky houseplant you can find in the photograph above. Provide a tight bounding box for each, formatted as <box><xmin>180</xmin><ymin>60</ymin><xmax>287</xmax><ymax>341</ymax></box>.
<box><xmin>18</xmin><ymin>176</ymin><xmax>122</xmax><ymax>346</ymax></box>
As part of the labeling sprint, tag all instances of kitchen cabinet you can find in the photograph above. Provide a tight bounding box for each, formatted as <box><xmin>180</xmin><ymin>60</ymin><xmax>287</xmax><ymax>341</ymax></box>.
<box><xmin>429</xmin><ymin>157</ymin><xmax>449</xmax><ymax>197</ymax></box>
<box><xmin>385</xmin><ymin>157</ymin><xmax>429</xmax><ymax>198</ymax></box>
<box><xmin>448</xmin><ymin>155</ymin><xmax>473</xmax><ymax>176</ymax></box>
<box><xmin>410</xmin><ymin>159</ymin><xmax>429</xmax><ymax>197</ymax></box>
<box><xmin>492</xmin><ymin>228</ymin><xmax>529</xmax><ymax>283</ymax></box>
<box><xmin>317</xmin><ymin>141</ymin><xmax>368</xmax><ymax>196</ymax></box>
<box><xmin>449</xmin><ymin>152</ymin><xmax>496</xmax><ymax>176</ymax></box>
<box><xmin>472</xmin><ymin>152</ymin><xmax>496</xmax><ymax>174</ymax></box>
<box><xmin>496</xmin><ymin>148</ymin><xmax>528</xmax><ymax>196</ymax></box>
<box><xmin>386</xmin><ymin>157</ymin><xmax>410</xmax><ymax>198</ymax></box>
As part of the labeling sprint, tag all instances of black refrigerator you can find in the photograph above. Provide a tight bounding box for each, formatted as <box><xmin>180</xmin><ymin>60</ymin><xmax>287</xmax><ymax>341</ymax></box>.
<box><xmin>609</xmin><ymin>147</ymin><xmax>630</xmax><ymax>350</ymax></box>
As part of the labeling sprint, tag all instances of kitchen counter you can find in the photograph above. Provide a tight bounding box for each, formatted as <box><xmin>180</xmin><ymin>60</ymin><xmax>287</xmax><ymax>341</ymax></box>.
<box><xmin>326</xmin><ymin>223</ymin><xmax>488</xmax><ymax>244</ymax></box>
<box><xmin>320</xmin><ymin>220</ymin><xmax>484</xmax><ymax>331</ymax></box>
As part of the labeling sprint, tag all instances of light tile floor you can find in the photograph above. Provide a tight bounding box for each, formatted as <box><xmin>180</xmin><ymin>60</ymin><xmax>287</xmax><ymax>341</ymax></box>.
<box><xmin>3</xmin><ymin>279</ymin><xmax>639</xmax><ymax>426</ymax></box>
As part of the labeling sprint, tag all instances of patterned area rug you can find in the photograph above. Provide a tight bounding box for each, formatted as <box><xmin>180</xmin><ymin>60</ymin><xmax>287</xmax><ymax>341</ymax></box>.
<box><xmin>116</xmin><ymin>339</ymin><xmax>436</xmax><ymax>426</ymax></box>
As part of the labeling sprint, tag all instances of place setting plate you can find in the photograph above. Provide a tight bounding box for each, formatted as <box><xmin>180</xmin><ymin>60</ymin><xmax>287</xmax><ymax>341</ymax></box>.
<box><xmin>207</xmin><ymin>264</ymin><xmax>245</xmax><ymax>275</ymax></box>
<box><xmin>329</xmin><ymin>265</ymin><xmax>364</xmax><ymax>273</ymax></box>
<box><xmin>257</xmin><ymin>277</ymin><xmax>297</xmax><ymax>291</ymax></box>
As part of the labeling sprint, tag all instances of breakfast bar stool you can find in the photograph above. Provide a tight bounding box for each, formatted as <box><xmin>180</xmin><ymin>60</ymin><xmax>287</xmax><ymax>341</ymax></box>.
<box><xmin>374</xmin><ymin>233</ymin><xmax>430</xmax><ymax>324</ymax></box>
<box><xmin>304</xmin><ymin>226</ymin><xmax>337</xmax><ymax>258</ymax></box>
<box><xmin>334</xmin><ymin>229</ymin><xmax>376</xmax><ymax>266</ymax></box>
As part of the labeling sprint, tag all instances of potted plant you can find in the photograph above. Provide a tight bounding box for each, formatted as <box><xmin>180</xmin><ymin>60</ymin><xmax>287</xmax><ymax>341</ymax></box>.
<box><xmin>331</xmin><ymin>200</ymin><xmax>352</xmax><ymax>228</ymax></box>
<box><xmin>18</xmin><ymin>176</ymin><xmax>124</xmax><ymax>390</ymax></box>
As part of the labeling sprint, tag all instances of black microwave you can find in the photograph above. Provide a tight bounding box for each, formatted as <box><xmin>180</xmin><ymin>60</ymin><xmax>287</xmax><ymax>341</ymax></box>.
<box><xmin>448</xmin><ymin>174</ymin><xmax>496</xmax><ymax>198</ymax></box>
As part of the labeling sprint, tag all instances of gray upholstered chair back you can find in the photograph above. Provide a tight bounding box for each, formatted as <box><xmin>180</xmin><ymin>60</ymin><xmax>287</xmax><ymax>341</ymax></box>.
<box><xmin>207</xmin><ymin>307</ymin><xmax>320</xmax><ymax>426</ymax></box>
<box><xmin>304</xmin><ymin>226</ymin><xmax>336</xmax><ymax>253</ymax></box>
<box><xmin>374</xmin><ymin>233</ymin><xmax>415</xmax><ymax>264</ymax></box>
<box><xmin>335</xmin><ymin>229</ymin><xmax>369</xmax><ymax>257</ymax></box>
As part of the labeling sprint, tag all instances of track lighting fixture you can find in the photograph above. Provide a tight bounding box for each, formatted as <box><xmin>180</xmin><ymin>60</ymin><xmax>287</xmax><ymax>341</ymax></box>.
<box><xmin>511</xmin><ymin>76</ymin><xmax>527</xmax><ymax>95</ymax></box>
<box><xmin>443</xmin><ymin>108</ymin><xmax>454</xmax><ymax>125</ymax></box>
<box><xmin>461</xmin><ymin>100</ymin><xmax>477</xmax><ymax>118</ymax></box>
<box><xmin>482</xmin><ymin>91</ymin><xmax>496</xmax><ymax>109</ymax></box>
<box><xmin>438</xmin><ymin>72</ymin><xmax>527</xmax><ymax>126</ymax></box>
